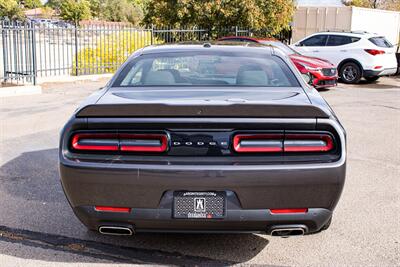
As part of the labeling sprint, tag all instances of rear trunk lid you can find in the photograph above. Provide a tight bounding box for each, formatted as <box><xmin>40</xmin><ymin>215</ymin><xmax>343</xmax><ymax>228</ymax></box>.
<box><xmin>76</xmin><ymin>88</ymin><xmax>330</xmax><ymax>118</ymax></box>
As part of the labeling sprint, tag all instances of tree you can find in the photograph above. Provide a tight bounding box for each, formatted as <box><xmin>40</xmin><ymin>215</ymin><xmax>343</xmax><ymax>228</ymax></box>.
<box><xmin>60</xmin><ymin>0</ymin><xmax>91</xmax><ymax>25</ymax></box>
<box><xmin>342</xmin><ymin>0</ymin><xmax>399</xmax><ymax>10</ymax></box>
<box><xmin>0</xmin><ymin>0</ymin><xmax>25</xmax><ymax>20</ymax></box>
<box><xmin>46</xmin><ymin>0</ymin><xmax>63</xmax><ymax>13</ymax></box>
<box><xmin>100</xmin><ymin>0</ymin><xmax>143</xmax><ymax>25</ymax></box>
<box><xmin>19</xmin><ymin>0</ymin><xmax>42</xmax><ymax>9</ymax></box>
<box><xmin>143</xmin><ymin>0</ymin><xmax>294</xmax><ymax>35</ymax></box>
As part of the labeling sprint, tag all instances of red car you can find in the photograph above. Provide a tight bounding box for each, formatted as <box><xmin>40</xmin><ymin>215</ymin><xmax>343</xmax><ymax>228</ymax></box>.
<box><xmin>218</xmin><ymin>36</ymin><xmax>338</xmax><ymax>89</ymax></box>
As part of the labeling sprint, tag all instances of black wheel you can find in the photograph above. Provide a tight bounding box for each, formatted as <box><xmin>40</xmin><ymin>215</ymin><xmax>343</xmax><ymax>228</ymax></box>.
<box><xmin>365</xmin><ymin>76</ymin><xmax>380</xmax><ymax>82</ymax></box>
<box><xmin>339</xmin><ymin>62</ymin><xmax>362</xmax><ymax>84</ymax></box>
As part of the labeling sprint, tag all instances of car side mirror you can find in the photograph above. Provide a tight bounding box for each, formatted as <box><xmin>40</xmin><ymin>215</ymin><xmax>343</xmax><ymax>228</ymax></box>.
<box><xmin>295</xmin><ymin>43</ymin><xmax>302</xmax><ymax>47</ymax></box>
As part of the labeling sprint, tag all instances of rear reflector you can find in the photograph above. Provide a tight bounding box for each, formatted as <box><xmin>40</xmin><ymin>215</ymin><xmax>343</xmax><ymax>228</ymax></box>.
<box><xmin>233</xmin><ymin>134</ymin><xmax>283</xmax><ymax>153</ymax></box>
<box><xmin>364</xmin><ymin>49</ymin><xmax>385</xmax><ymax>56</ymax></box>
<box><xmin>270</xmin><ymin>208</ymin><xmax>308</xmax><ymax>214</ymax></box>
<box><xmin>95</xmin><ymin>206</ymin><xmax>131</xmax><ymax>213</ymax></box>
<box><xmin>71</xmin><ymin>133</ymin><xmax>168</xmax><ymax>152</ymax></box>
<box><xmin>284</xmin><ymin>134</ymin><xmax>333</xmax><ymax>152</ymax></box>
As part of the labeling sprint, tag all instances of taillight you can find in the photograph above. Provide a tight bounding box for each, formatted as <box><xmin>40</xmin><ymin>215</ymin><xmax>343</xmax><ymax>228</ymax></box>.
<box><xmin>120</xmin><ymin>134</ymin><xmax>168</xmax><ymax>152</ymax></box>
<box><xmin>71</xmin><ymin>133</ymin><xmax>119</xmax><ymax>151</ymax></box>
<box><xmin>364</xmin><ymin>49</ymin><xmax>385</xmax><ymax>55</ymax></box>
<box><xmin>232</xmin><ymin>133</ymin><xmax>334</xmax><ymax>153</ymax></box>
<box><xmin>284</xmin><ymin>134</ymin><xmax>334</xmax><ymax>152</ymax></box>
<box><xmin>70</xmin><ymin>133</ymin><xmax>168</xmax><ymax>153</ymax></box>
<box><xmin>233</xmin><ymin>134</ymin><xmax>283</xmax><ymax>153</ymax></box>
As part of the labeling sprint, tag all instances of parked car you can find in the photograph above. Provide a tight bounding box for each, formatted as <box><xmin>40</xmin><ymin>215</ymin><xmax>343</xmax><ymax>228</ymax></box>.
<box><xmin>59</xmin><ymin>43</ymin><xmax>346</xmax><ymax>236</ymax></box>
<box><xmin>292</xmin><ymin>31</ymin><xmax>398</xmax><ymax>84</ymax></box>
<box><xmin>218</xmin><ymin>36</ymin><xmax>338</xmax><ymax>89</ymax></box>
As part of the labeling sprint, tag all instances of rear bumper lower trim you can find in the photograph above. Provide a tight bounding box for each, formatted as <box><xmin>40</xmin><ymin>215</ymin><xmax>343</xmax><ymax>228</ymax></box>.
<box><xmin>75</xmin><ymin>206</ymin><xmax>332</xmax><ymax>234</ymax></box>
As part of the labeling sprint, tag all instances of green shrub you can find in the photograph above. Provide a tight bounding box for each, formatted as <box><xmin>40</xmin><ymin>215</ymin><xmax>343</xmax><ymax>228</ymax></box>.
<box><xmin>72</xmin><ymin>30</ymin><xmax>160</xmax><ymax>75</ymax></box>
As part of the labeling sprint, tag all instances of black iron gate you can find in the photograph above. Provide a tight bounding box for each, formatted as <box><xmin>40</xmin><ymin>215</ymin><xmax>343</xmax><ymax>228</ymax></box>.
<box><xmin>2</xmin><ymin>21</ymin><xmax>37</xmax><ymax>84</ymax></box>
<box><xmin>1</xmin><ymin>20</ymin><xmax>292</xmax><ymax>85</ymax></box>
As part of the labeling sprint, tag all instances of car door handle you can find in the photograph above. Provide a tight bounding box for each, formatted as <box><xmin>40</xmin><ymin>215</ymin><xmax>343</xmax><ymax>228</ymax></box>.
<box><xmin>312</xmin><ymin>50</ymin><xmax>319</xmax><ymax>52</ymax></box>
<box><xmin>340</xmin><ymin>50</ymin><xmax>347</xmax><ymax>52</ymax></box>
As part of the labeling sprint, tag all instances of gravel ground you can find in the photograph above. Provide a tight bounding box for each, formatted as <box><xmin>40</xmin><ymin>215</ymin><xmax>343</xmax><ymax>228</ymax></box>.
<box><xmin>0</xmin><ymin>77</ymin><xmax>399</xmax><ymax>266</ymax></box>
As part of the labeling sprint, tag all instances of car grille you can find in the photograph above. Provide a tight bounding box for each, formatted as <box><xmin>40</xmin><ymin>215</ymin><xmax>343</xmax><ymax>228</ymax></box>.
<box><xmin>321</xmin><ymin>68</ymin><xmax>337</xmax><ymax>77</ymax></box>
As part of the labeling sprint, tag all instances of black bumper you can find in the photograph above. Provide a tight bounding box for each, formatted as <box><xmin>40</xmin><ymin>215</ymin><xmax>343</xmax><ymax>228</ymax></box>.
<box><xmin>60</xmin><ymin>160</ymin><xmax>345</xmax><ymax>234</ymax></box>
<box><xmin>74</xmin><ymin>205</ymin><xmax>332</xmax><ymax>234</ymax></box>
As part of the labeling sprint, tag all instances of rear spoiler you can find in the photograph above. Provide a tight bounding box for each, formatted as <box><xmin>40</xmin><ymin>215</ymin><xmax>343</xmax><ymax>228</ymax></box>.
<box><xmin>76</xmin><ymin>103</ymin><xmax>330</xmax><ymax>118</ymax></box>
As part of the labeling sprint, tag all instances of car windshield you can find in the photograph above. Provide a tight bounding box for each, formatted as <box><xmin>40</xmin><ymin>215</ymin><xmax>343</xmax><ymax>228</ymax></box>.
<box><xmin>259</xmin><ymin>41</ymin><xmax>300</xmax><ymax>55</ymax></box>
<box><xmin>112</xmin><ymin>52</ymin><xmax>299</xmax><ymax>87</ymax></box>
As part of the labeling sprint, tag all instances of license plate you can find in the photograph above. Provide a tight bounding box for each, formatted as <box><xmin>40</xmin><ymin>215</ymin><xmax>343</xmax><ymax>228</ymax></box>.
<box><xmin>173</xmin><ymin>191</ymin><xmax>226</xmax><ymax>219</ymax></box>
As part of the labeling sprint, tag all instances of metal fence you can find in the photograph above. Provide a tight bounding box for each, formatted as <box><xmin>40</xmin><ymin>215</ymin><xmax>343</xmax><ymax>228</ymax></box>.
<box><xmin>1</xmin><ymin>20</ymin><xmax>291</xmax><ymax>85</ymax></box>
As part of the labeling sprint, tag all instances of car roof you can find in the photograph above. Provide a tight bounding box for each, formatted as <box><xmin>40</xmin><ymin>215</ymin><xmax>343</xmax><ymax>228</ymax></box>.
<box><xmin>140</xmin><ymin>43</ymin><xmax>275</xmax><ymax>55</ymax></box>
<box><xmin>312</xmin><ymin>31</ymin><xmax>379</xmax><ymax>38</ymax></box>
<box><xmin>219</xmin><ymin>36</ymin><xmax>279</xmax><ymax>42</ymax></box>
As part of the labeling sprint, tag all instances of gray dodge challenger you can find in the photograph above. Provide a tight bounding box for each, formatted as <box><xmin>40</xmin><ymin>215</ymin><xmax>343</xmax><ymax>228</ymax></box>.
<box><xmin>59</xmin><ymin>43</ymin><xmax>346</xmax><ymax>237</ymax></box>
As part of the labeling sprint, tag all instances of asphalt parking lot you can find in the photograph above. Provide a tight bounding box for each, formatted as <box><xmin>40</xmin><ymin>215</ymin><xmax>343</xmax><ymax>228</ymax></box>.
<box><xmin>0</xmin><ymin>77</ymin><xmax>399</xmax><ymax>266</ymax></box>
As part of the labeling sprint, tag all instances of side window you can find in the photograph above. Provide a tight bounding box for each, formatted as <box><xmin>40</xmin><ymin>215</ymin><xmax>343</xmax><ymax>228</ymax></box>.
<box><xmin>300</xmin><ymin>35</ymin><xmax>328</xmax><ymax>46</ymax></box>
<box><xmin>326</xmin><ymin>35</ymin><xmax>360</xmax><ymax>46</ymax></box>
<box><xmin>327</xmin><ymin>35</ymin><xmax>350</xmax><ymax>46</ymax></box>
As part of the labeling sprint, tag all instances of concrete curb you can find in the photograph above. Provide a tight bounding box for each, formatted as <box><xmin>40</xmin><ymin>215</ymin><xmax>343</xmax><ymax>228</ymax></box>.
<box><xmin>37</xmin><ymin>74</ymin><xmax>113</xmax><ymax>84</ymax></box>
<box><xmin>0</xmin><ymin>85</ymin><xmax>42</xmax><ymax>97</ymax></box>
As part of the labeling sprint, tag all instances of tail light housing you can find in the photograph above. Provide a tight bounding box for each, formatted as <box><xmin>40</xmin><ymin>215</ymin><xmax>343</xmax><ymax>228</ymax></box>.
<box><xmin>364</xmin><ymin>49</ymin><xmax>385</xmax><ymax>56</ymax></box>
<box><xmin>284</xmin><ymin>133</ymin><xmax>333</xmax><ymax>152</ymax></box>
<box><xmin>233</xmin><ymin>133</ymin><xmax>334</xmax><ymax>153</ymax></box>
<box><xmin>120</xmin><ymin>134</ymin><xmax>168</xmax><ymax>152</ymax></box>
<box><xmin>233</xmin><ymin>134</ymin><xmax>283</xmax><ymax>153</ymax></box>
<box><xmin>71</xmin><ymin>133</ymin><xmax>119</xmax><ymax>151</ymax></box>
<box><xmin>71</xmin><ymin>132</ymin><xmax>168</xmax><ymax>153</ymax></box>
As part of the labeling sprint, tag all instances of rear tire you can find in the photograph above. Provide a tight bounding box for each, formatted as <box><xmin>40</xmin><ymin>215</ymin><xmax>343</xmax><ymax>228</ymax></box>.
<box><xmin>339</xmin><ymin>62</ymin><xmax>362</xmax><ymax>84</ymax></box>
<box><xmin>365</xmin><ymin>76</ymin><xmax>380</xmax><ymax>82</ymax></box>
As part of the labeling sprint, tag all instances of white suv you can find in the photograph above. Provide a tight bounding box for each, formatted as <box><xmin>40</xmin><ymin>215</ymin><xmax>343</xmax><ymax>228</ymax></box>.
<box><xmin>292</xmin><ymin>31</ymin><xmax>398</xmax><ymax>84</ymax></box>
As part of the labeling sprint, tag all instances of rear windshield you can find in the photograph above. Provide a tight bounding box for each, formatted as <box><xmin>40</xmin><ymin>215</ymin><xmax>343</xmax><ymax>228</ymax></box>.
<box><xmin>369</xmin><ymin>37</ymin><xmax>393</xmax><ymax>48</ymax></box>
<box><xmin>112</xmin><ymin>52</ymin><xmax>299</xmax><ymax>87</ymax></box>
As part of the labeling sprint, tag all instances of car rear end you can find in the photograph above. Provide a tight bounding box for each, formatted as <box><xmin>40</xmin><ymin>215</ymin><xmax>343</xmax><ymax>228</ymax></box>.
<box><xmin>362</xmin><ymin>35</ymin><xmax>398</xmax><ymax>77</ymax></box>
<box><xmin>59</xmin><ymin>45</ymin><xmax>346</xmax><ymax>236</ymax></box>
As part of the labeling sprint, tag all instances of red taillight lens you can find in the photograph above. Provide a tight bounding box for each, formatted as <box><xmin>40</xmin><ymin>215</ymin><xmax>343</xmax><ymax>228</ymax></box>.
<box><xmin>270</xmin><ymin>208</ymin><xmax>308</xmax><ymax>214</ymax></box>
<box><xmin>120</xmin><ymin>134</ymin><xmax>168</xmax><ymax>152</ymax></box>
<box><xmin>364</xmin><ymin>49</ymin><xmax>385</xmax><ymax>55</ymax></box>
<box><xmin>95</xmin><ymin>206</ymin><xmax>131</xmax><ymax>213</ymax></box>
<box><xmin>71</xmin><ymin>133</ymin><xmax>168</xmax><ymax>152</ymax></box>
<box><xmin>233</xmin><ymin>134</ymin><xmax>283</xmax><ymax>153</ymax></box>
<box><xmin>284</xmin><ymin>134</ymin><xmax>333</xmax><ymax>152</ymax></box>
<box><xmin>71</xmin><ymin>133</ymin><xmax>119</xmax><ymax>151</ymax></box>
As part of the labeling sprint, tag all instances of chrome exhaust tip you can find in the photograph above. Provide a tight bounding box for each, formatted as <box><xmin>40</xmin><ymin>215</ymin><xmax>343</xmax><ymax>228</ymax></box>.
<box><xmin>98</xmin><ymin>226</ymin><xmax>134</xmax><ymax>236</ymax></box>
<box><xmin>269</xmin><ymin>225</ymin><xmax>307</xmax><ymax>237</ymax></box>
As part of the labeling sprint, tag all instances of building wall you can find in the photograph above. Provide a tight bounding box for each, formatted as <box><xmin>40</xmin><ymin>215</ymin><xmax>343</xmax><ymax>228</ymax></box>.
<box><xmin>292</xmin><ymin>7</ymin><xmax>352</xmax><ymax>43</ymax></box>
<box><xmin>292</xmin><ymin>6</ymin><xmax>400</xmax><ymax>45</ymax></box>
